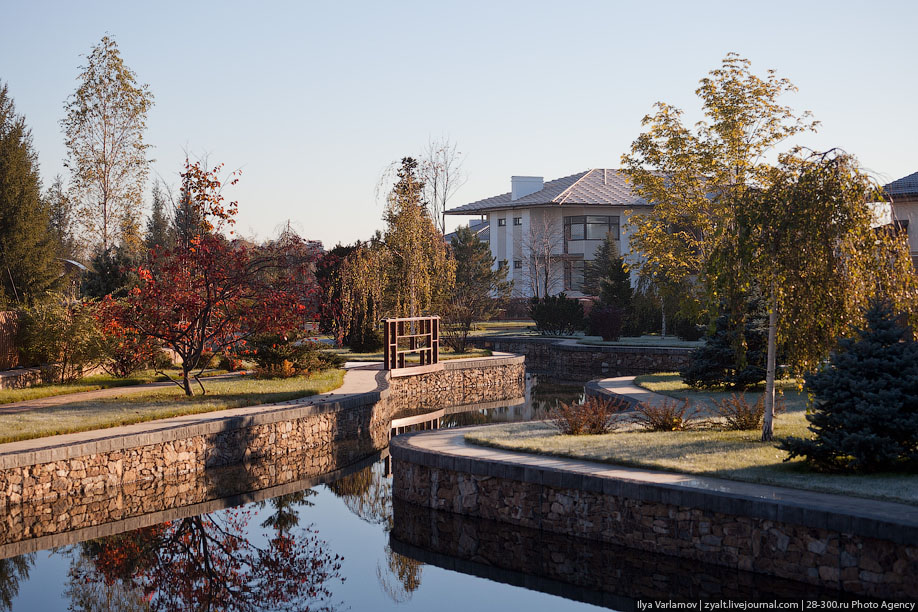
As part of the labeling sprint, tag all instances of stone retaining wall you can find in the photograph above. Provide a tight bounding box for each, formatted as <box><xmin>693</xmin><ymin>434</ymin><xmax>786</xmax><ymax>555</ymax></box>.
<box><xmin>390</xmin><ymin>436</ymin><xmax>918</xmax><ymax>600</ymax></box>
<box><xmin>469</xmin><ymin>337</ymin><xmax>692</xmax><ymax>381</ymax></box>
<box><xmin>0</xmin><ymin>356</ymin><xmax>525</xmax><ymax>512</ymax></box>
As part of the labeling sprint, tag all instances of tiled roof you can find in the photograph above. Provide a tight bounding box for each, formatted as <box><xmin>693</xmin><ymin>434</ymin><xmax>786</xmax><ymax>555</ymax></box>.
<box><xmin>444</xmin><ymin>219</ymin><xmax>489</xmax><ymax>243</ymax></box>
<box><xmin>446</xmin><ymin>169</ymin><xmax>649</xmax><ymax>215</ymax></box>
<box><xmin>884</xmin><ymin>171</ymin><xmax>918</xmax><ymax>197</ymax></box>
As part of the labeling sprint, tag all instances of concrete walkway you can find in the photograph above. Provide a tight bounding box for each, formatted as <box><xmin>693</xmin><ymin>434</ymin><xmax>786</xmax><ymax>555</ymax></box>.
<box><xmin>587</xmin><ymin>375</ymin><xmax>673</xmax><ymax>407</ymax></box>
<box><xmin>394</xmin><ymin>426</ymin><xmax>918</xmax><ymax>530</ymax></box>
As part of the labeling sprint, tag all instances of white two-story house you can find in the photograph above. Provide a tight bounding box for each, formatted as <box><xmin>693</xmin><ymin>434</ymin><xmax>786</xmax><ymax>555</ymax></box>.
<box><xmin>445</xmin><ymin>169</ymin><xmax>651</xmax><ymax>298</ymax></box>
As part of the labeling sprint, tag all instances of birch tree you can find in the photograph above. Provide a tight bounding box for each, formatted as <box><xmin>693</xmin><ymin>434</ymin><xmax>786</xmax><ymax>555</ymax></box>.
<box><xmin>420</xmin><ymin>137</ymin><xmax>466</xmax><ymax>234</ymax></box>
<box><xmin>63</xmin><ymin>35</ymin><xmax>153</xmax><ymax>255</ymax></box>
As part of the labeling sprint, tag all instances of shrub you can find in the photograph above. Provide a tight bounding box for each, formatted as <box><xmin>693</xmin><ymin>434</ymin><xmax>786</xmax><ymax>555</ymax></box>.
<box><xmin>711</xmin><ymin>393</ymin><xmax>785</xmax><ymax>431</ymax></box>
<box><xmin>250</xmin><ymin>333</ymin><xmax>343</xmax><ymax>378</ymax></box>
<box><xmin>528</xmin><ymin>293</ymin><xmax>584</xmax><ymax>336</ymax></box>
<box><xmin>218</xmin><ymin>352</ymin><xmax>245</xmax><ymax>372</ymax></box>
<box><xmin>671</xmin><ymin>315</ymin><xmax>705</xmax><ymax>341</ymax></box>
<box><xmin>18</xmin><ymin>296</ymin><xmax>106</xmax><ymax>383</ymax></box>
<box><xmin>95</xmin><ymin>297</ymin><xmax>158</xmax><ymax>378</ymax></box>
<box><xmin>632</xmin><ymin>399</ymin><xmax>704</xmax><ymax>431</ymax></box>
<box><xmin>153</xmin><ymin>348</ymin><xmax>175</xmax><ymax>370</ymax></box>
<box><xmin>550</xmin><ymin>395</ymin><xmax>631</xmax><ymax>435</ymax></box>
<box><xmin>587</xmin><ymin>304</ymin><xmax>623</xmax><ymax>341</ymax></box>
<box><xmin>779</xmin><ymin>301</ymin><xmax>918</xmax><ymax>473</ymax></box>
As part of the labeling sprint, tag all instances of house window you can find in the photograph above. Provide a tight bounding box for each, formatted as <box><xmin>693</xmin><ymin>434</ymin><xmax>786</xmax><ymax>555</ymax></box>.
<box><xmin>513</xmin><ymin>217</ymin><xmax>522</xmax><ymax>226</ymax></box>
<box><xmin>513</xmin><ymin>260</ymin><xmax>522</xmax><ymax>269</ymax></box>
<box><xmin>563</xmin><ymin>260</ymin><xmax>585</xmax><ymax>292</ymax></box>
<box><xmin>563</xmin><ymin>215</ymin><xmax>620</xmax><ymax>242</ymax></box>
<box><xmin>497</xmin><ymin>218</ymin><xmax>506</xmax><ymax>227</ymax></box>
<box><xmin>498</xmin><ymin>259</ymin><xmax>508</xmax><ymax>269</ymax></box>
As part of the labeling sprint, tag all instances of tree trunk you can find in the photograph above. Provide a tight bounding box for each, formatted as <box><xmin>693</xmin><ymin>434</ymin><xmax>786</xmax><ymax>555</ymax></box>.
<box><xmin>661</xmin><ymin>299</ymin><xmax>667</xmax><ymax>339</ymax></box>
<box><xmin>761</xmin><ymin>291</ymin><xmax>778</xmax><ymax>441</ymax></box>
<box><xmin>182</xmin><ymin>365</ymin><xmax>194</xmax><ymax>396</ymax></box>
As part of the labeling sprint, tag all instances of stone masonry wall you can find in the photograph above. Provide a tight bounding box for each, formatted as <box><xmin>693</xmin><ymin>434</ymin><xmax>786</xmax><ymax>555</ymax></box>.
<box><xmin>469</xmin><ymin>337</ymin><xmax>692</xmax><ymax>381</ymax></box>
<box><xmin>391</xmin><ymin>448</ymin><xmax>918</xmax><ymax>600</ymax></box>
<box><xmin>0</xmin><ymin>356</ymin><xmax>525</xmax><ymax>513</ymax></box>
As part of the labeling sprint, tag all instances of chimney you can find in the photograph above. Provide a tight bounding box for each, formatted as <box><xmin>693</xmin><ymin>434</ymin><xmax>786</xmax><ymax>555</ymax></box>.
<box><xmin>511</xmin><ymin>176</ymin><xmax>544</xmax><ymax>201</ymax></box>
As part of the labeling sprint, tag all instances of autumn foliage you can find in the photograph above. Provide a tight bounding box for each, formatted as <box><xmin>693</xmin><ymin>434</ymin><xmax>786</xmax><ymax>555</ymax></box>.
<box><xmin>110</xmin><ymin>161</ymin><xmax>320</xmax><ymax>395</ymax></box>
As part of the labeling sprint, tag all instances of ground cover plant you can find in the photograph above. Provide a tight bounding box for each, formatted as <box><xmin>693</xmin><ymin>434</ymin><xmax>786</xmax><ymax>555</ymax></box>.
<box><xmin>0</xmin><ymin>369</ymin><xmax>344</xmax><ymax>444</ymax></box>
<box><xmin>550</xmin><ymin>395</ymin><xmax>630</xmax><ymax>435</ymax></box>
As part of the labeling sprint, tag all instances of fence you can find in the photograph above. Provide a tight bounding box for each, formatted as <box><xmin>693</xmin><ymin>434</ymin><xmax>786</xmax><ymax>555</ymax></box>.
<box><xmin>382</xmin><ymin>316</ymin><xmax>442</xmax><ymax>377</ymax></box>
<box><xmin>0</xmin><ymin>312</ymin><xmax>20</xmax><ymax>370</ymax></box>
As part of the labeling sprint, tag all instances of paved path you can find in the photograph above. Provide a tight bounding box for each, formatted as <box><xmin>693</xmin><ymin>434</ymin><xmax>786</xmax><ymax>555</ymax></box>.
<box><xmin>0</xmin><ymin>372</ymin><xmax>252</xmax><ymax>414</ymax></box>
<box><xmin>588</xmin><ymin>375</ymin><xmax>673</xmax><ymax>406</ymax></box>
<box><xmin>395</xmin><ymin>426</ymin><xmax>918</xmax><ymax>528</ymax></box>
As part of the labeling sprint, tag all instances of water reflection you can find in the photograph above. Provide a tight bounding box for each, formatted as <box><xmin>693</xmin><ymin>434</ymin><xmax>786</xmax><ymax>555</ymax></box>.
<box><xmin>66</xmin><ymin>509</ymin><xmax>342</xmax><ymax>612</ymax></box>
<box><xmin>0</xmin><ymin>555</ymin><xmax>32</xmax><ymax>611</ymax></box>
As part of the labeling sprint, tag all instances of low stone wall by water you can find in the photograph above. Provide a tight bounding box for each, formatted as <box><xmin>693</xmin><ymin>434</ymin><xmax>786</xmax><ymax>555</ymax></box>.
<box><xmin>0</xmin><ymin>355</ymin><xmax>525</xmax><ymax>512</ymax></box>
<box><xmin>469</xmin><ymin>336</ymin><xmax>693</xmax><ymax>381</ymax></box>
<box><xmin>390</xmin><ymin>434</ymin><xmax>918</xmax><ymax>600</ymax></box>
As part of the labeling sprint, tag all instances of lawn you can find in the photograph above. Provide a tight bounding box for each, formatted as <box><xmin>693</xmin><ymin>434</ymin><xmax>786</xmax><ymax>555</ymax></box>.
<box><xmin>322</xmin><ymin>347</ymin><xmax>492</xmax><ymax>362</ymax></box>
<box><xmin>633</xmin><ymin>372</ymin><xmax>808</xmax><ymax>413</ymax></box>
<box><xmin>0</xmin><ymin>368</ymin><xmax>239</xmax><ymax>406</ymax></box>
<box><xmin>0</xmin><ymin>368</ymin><xmax>345</xmax><ymax>444</ymax></box>
<box><xmin>464</xmin><ymin>373</ymin><xmax>918</xmax><ymax>505</ymax></box>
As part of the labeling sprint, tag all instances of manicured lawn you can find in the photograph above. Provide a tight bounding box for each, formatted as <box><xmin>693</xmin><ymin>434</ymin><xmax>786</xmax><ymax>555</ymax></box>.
<box><xmin>464</xmin><ymin>373</ymin><xmax>918</xmax><ymax>505</ymax></box>
<box><xmin>0</xmin><ymin>369</ymin><xmax>234</xmax><ymax>406</ymax></box>
<box><xmin>323</xmin><ymin>347</ymin><xmax>492</xmax><ymax>362</ymax></box>
<box><xmin>0</xmin><ymin>369</ymin><xmax>345</xmax><ymax>444</ymax></box>
<box><xmin>633</xmin><ymin>372</ymin><xmax>808</xmax><ymax>413</ymax></box>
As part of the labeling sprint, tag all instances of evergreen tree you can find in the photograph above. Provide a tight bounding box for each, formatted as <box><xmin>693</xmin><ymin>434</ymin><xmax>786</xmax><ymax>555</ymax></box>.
<box><xmin>583</xmin><ymin>233</ymin><xmax>632</xmax><ymax>308</ymax></box>
<box><xmin>43</xmin><ymin>175</ymin><xmax>80</xmax><ymax>260</ymax></box>
<box><xmin>442</xmin><ymin>225</ymin><xmax>510</xmax><ymax>352</ymax></box>
<box><xmin>0</xmin><ymin>83</ymin><xmax>59</xmax><ymax>306</ymax></box>
<box><xmin>82</xmin><ymin>246</ymin><xmax>138</xmax><ymax>299</ymax></box>
<box><xmin>145</xmin><ymin>182</ymin><xmax>173</xmax><ymax>252</ymax></box>
<box><xmin>780</xmin><ymin>301</ymin><xmax>918</xmax><ymax>472</ymax></box>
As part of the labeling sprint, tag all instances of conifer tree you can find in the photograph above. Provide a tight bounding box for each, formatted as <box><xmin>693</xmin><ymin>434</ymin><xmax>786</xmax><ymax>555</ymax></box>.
<box><xmin>145</xmin><ymin>182</ymin><xmax>173</xmax><ymax>252</ymax></box>
<box><xmin>583</xmin><ymin>233</ymin><xmax>632</xmax><ymax>308</ymax></box>
<box><xmin>43</xmin><ymin>175</ymin><xmax>80</xmax><ymax>260</ymax></box>
<box><xmin>0</xmin><ymin>83</ymin><xmax>59</xmax><ymax>306</ymax></box>
<box><xmin>780</xmin><ymin>300</ymin><xmax>918</xmax><ymax>472</ymax></box>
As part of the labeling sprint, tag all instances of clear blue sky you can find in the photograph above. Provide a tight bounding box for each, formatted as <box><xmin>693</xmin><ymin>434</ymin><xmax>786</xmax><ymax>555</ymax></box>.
<box><xmin>2</xmin><ymin>0</ymin><xmax>916</xmax><ymax>248</ymax></box>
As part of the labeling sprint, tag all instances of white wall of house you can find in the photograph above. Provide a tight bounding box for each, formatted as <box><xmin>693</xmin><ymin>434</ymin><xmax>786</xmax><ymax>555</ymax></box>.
<box><xmin>891</xmin><ymin>199</ymin><xmax>918</xmax><ymax>260</ymax></box>
<box><xmin>487</xmin><ymin>205</ymin><xmax>647</xmax><ymax>298</ymax></box>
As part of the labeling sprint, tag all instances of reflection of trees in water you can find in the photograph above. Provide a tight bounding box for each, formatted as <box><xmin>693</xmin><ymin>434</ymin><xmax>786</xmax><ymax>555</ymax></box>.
<box><xmin>258</xmin><ymin>490</ymin><xmax>318</xmax><ymax>535</ymax></box>
<box><xmin>0</xmin><ymin>554</ymin><xmax>34</xmax><ymax>611</ymax></box>
<box><xmin>66</xmin><ymin>554</ymin><xmax>150</xmax><ymax>612</ymax></box>
<box><xmin>70</xmin><ymin>509</ymin><xmax>342</xmax><ymax>612</ymax></box>
<box><xmin>326</xmin><ymin>461</ymin><xmax>423</xmax><ymax>602</ymax></box>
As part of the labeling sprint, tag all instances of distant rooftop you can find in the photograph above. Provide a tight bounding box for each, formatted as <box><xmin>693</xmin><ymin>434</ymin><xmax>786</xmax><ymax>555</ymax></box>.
<box><xmin>446</xmin><ymin>169</ymin><xmax>649</xmax><ymax>215</ymax></box>
<box><xmin>885</xmin><ymin>171</ymin><xmax>918</xmax><ymax>197</ymax></box>
<box><xmin>444</xmin><ymin>218</ymin><xmax>489</xmax><ymax>244</ymax></box>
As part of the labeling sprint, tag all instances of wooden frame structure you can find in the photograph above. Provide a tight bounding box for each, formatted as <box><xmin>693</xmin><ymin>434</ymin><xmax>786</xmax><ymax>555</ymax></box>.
<box><xmin>383</xmin><ymin>316</ymin><xmax>442</xmax><ymax>377</ymax></box>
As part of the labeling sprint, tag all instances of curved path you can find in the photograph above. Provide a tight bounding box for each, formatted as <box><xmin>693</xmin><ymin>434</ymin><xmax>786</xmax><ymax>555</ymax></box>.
<box><xmin>586</xmin><ymin>375</ymin><xmax>672</xmax><ymax>406</ymax></box>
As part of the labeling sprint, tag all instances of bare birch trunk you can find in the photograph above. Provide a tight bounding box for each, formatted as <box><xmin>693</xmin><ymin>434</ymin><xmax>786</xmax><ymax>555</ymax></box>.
<box><xmin>761</xmin><ymin>291</ymin><xmax>777</xmax><ymax>441</ymax></box>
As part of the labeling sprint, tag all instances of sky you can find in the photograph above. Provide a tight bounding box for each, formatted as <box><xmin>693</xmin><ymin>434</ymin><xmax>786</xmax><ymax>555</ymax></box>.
<box><xmin>2</xmin><ymin>0</ymin><xmax>916</xmax><ymax>249</ymax></box>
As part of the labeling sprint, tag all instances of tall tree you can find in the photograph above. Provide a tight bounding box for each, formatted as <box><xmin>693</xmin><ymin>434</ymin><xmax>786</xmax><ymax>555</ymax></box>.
<box><xmin>583</xmin><ymin>233</ymin><xmax>632</xmax><ymax>308</ymax></box>
<box><xmin>523</xmin><ymin>214</ymin><xmax>563</xmax><ymax>298</ymax></box>
<box><xmin>382</xmin><ymin>157</ymin><xmax>454</xmax><ymax>317</ymax></box>
<box><xmin>0</xmin><ymin>83</ymin><xmax>60</xmax><ymax>306</ymax></box>
<box><xmin>622</xmin><ymin>53</ymin><xmax>817</xmax><ymax>358</ymax></box>
<box><xmin>43</xmin><ymin>175</ymin><xmax>81</xmax><ymax>260</ymax></box>
<box><xmin>144</xmin><ymin>181</ymin><xmax>173</xmax><ymax>252</ymax></box>
<box><xmin>737</xmin><ymin>150</ymin><xmax>917</xmax><ymax>439</ymax></box>
<box><xmin>442</xmin><ymin>225</ymin><xmax>510</xmax><ymax>352</ymax></box>
<box><xmin>420</xmin><ymin>137</ymin><xmax>466</xmax><ymax>234</ymax></box>
<box><xmin>62</xmin><ymin>35</ymin><xmax>153</xmax><ymax>255</ymax></box>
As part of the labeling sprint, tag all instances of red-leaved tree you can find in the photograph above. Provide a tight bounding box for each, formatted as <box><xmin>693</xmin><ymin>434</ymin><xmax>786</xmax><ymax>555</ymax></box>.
<box><xmin>113</xmin><ymin>160</ymin><xmax>319</xmax><ymax>395</ymax></box>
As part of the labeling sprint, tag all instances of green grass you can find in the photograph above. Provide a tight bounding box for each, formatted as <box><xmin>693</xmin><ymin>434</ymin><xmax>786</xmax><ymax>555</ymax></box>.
<box><xmin>633</xmin><ymin>372</ymin><xmax>808</xmax><ymax>413</ymax></box>
<box><xmin>0</xmin><ymin>369</ymin><xmax>236</xmax><ymax>406</ymax></box>
<box><xmin>464</xmin><ymin>373</ymin><xmax>918</xmax><ymax>505</ymax></box>
<box><xmin>0</xmin><ymin>369</ymin><xmax>345</xmax><ymax>444</ymax></box>
<box><xmin>322</xmin><ymin>347</ymin><xmax>492</xmax><ymax>362</ymax></box>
